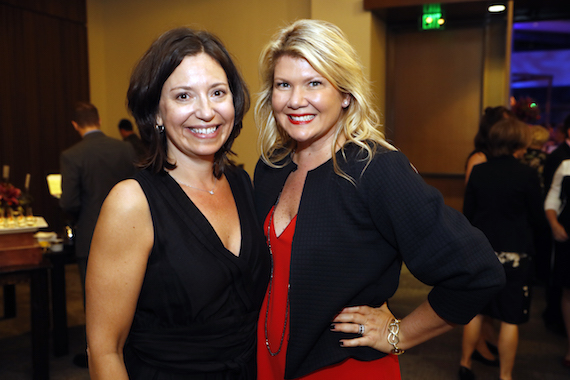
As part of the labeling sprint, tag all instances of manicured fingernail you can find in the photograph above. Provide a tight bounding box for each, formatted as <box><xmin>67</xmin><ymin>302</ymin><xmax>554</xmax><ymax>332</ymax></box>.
<box><xmin>339</xmin><ymin>341</ymin><xmax>344</xmax><ymax>346</ymax></box>
<box><xmin>330</xmin><ymin>324</ymin><xmax>335</xmax><ymax>330</ymax></box>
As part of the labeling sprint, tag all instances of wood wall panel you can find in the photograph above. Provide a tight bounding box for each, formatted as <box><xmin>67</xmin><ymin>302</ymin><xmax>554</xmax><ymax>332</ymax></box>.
<box><xmin>386</xmin><ymin>26</ymin><xmax>483</xmax><ymax>175</ymax></box>
<box><xmin>0</xmin><ymin>1</ymin><xmax>88</xmax><ymax>232</ymax></box>
<box><xmin>422</xmin><ymin>175</ymin><xmax>466</xmax><ymax>212</ymax></box>
<box><xmin>0</xmin><ymin>0</ymin><xmax>85</xmax><ymax>23</ymax></box>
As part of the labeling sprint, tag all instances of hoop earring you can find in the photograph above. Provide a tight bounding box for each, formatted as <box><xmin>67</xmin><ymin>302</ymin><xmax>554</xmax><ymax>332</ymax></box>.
<box><xmin>155</xmin><ymin>124</ymin><xmax>165</xmax><ymax>133</ymax></box>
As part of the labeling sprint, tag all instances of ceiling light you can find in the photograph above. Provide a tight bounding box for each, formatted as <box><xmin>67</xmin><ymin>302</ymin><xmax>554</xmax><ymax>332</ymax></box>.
<box><xmin>488</xmin><ymin>4</ymin><xmax>506</xmax><ymax>13</ymax></box>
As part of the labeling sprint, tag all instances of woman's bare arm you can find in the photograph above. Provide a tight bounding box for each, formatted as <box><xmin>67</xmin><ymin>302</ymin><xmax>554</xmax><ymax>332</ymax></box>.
<box><xmin>86</xmin><ymin>179</ymin><xmax>154</xmax><ymax>379</ymax></box>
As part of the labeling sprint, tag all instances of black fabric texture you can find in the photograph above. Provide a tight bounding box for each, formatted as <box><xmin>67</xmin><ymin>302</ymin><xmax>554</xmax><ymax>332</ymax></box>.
<box><xmin>124</xmin><ymin>168</ymin><xmax>270</xmax><ymax>379</ymax></box>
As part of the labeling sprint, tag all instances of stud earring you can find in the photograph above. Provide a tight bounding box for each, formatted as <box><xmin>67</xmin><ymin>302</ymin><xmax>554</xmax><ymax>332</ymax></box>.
<box><xmin>155</xmin><ymin>124</ymin><xmax>165</xmax><ymax>133</ymax></box>
<box><xmin>342</xmin><ymin>100</ymin><xmax>350</xmax><ymax>108</ymax></box>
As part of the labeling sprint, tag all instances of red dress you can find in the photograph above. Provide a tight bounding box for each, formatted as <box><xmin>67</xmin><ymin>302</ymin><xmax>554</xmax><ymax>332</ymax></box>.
<box><xmin>257</xmin><ymin>208</ymin><xmax>401</xmax><ymax>379</ymax></box>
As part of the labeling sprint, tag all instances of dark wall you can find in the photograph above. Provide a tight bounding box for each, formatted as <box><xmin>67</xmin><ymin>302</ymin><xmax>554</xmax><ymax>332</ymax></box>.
<box><xmin>0</xmin><ymin>0</ymin><xmax>89</xmax><ymax>232</ymax></box>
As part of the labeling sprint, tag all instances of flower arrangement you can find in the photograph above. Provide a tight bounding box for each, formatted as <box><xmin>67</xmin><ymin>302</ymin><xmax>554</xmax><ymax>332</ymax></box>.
<box><xmin>0</xmin><ymin>182</ymin><xmax>21</xmax><ymax>208</ymax></box>
<box><xmin>1</xmin><ymin>166</ymin><xmax>34</xmax><ymax>228</ymax></box>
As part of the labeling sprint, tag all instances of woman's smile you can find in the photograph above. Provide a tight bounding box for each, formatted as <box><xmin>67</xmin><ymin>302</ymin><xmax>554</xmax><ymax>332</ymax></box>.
<box><xmin>287</xmin><ymin>114</ymin><xmax>316</xmax><ymax>124</ymax></box>
<box><xmin>187</xmin><ymin>125</ymin><xmax>219</xmax><ymax>136</ymax></box>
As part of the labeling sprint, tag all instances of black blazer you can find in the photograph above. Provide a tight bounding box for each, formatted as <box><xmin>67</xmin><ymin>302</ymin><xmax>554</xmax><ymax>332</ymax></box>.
<box><xmin>60</xmin><ymin>130</ymin><xmax>136</xmax><ymax>259</ymax></box>
<box><xmin>254</xmin><ymin>143</ymin><xmax>505</xmax><ymax>379</ymax></box>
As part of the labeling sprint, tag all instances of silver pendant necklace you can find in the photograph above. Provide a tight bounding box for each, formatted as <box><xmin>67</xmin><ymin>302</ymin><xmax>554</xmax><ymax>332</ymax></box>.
<box><xmin>265</xmin><ymin>193</ymin><xmax>290</xmax><ymax>356</ymax></box>
<box><xmin>174</xmin><ymin>176</ymin><xmax>217</xmax><ymax>195</ymax></box>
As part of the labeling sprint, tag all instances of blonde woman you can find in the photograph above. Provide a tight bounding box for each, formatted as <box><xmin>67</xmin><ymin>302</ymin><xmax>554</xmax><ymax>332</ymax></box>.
<box><xmin>254</xmin><ymin>19</ymin><xmax>505</xmax><ymax>379</ymax></box>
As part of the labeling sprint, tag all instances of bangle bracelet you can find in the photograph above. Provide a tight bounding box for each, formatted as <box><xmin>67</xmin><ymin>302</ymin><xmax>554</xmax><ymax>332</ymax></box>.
<box><xmin>387</xmin><ymin>318</ymin><xmax>405</xmax><ymax>355</ymax></box>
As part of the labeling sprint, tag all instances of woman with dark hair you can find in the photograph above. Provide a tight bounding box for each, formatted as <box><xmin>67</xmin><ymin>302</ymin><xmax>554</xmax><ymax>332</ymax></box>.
<box><xmin>464</xmin><ymin>106</ymin><xmax>517</xmax><ymax>367</ymax></box>
<box><xmin>85</xmin><ymin>27</ymin><xmax>270</xmax><ymax>379</ymax></box>
<box><xmin>465</xmin><ymin>106</ymin><xmax>513</xmax><ymax>183</ymax></box>
<box><xmin>460</xmin><ymin>118</ymin><xmax>548</xmax><ymax>380</ymax></box>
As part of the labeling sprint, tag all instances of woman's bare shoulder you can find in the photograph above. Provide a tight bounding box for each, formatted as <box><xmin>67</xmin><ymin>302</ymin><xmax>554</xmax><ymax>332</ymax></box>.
<box><xmin>105</xmin><ymin>179</ymin><xmax>148</xmax><ymax>212</ymax></box>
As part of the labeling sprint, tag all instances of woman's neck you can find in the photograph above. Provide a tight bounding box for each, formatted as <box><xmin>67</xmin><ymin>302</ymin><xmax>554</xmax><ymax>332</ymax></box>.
<box><xmin>167</xmin><ymin>151</ymin><xmax>217</xmax><ymax>185</ymax></box>
<box><xmin>293</xmin><ymin>135</ymin><xmax>346</xmax><ymax>171</ymax></box>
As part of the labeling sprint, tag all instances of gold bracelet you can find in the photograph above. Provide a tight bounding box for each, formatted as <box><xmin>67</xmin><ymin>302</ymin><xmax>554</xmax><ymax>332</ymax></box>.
<box><xmin>387</xmin><ymin>318</ymin><xmax>405</xmax><ymax>355</ymax></box>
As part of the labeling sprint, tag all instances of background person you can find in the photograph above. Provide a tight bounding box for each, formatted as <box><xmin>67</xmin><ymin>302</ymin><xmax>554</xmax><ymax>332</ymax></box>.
<box><xmin>541</xmin><ymin>115</ymin><xmax>570</xmax><ymax>336</ymax></box>
<box><xmin>85</xmin><ymin>28</ymin><xmax>270</xmax><ymax>379</ymax></box>
<box><xmin>544</xmin><ymin>123</ymin><xmax>565</xmax><ymax>154</ymax></box>
<box><xmin>254</xmin><ymin>19</ymin><xmax>505</xmax><ymax>380</ymax></box>
<box><xmin>463</xmin><ymin>106</ymin><xmax>515</xmax><ymax>366</ymax></box>
<box><xmin>465</xmin><ymin>106</ymin><xmax>513</xmax><ymax>184</ymax></box>
<box><xmin>60</xmin><ymin>102</ymin><xmax>137</xmax><ymax>290</ymax></box>
<box><xmin>60</xmin><ymin>101</ymin><xmax>137</xmax><ymax>368</ymax></box>
<box><xmin>544</xmin><ymin>155</ymin><xmax>570</xmax><ymax>369</ymax></box>
<box><xmin>118</xmin><ymin>118</ymin><xmax>147</xmax><ymax>161</ymax></box>
<box><xmin>519</xmin><ymin>124</ymin><xmax>552</xmax><ymax>295</ymax></box>
<box><xmin>519</xmin><ymin>124</ymin><xmax>550</xmax><ymax>193</ymax></box>
<box><xmin>461</xmin><ymin>117</ymin><xmax>549</xmax><ymax>380</ymax></box>
<box><xmin>543</xmin><ymin>115</ymin><xmax>570</xmax><ymax>193</ymax></box>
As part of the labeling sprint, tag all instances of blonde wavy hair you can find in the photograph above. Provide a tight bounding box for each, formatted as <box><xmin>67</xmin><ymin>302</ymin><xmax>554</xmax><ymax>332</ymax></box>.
<box><xmin>255</xmin><ymin>19</ymin><xmax>395</xmax><ymax>182</ymax></box>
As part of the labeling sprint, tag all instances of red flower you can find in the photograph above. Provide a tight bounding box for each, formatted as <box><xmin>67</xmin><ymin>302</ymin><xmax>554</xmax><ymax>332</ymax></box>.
<box><xmin>0</xmin><ymin>183</ymin><xmax>21</xmax><ymax>207</ymax></box>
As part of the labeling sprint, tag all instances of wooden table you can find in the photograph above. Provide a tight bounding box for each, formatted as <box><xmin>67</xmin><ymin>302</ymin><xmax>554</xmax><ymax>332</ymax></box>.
<box><xmin>1</xmin><ymin>220</ymin><xmax>53</xmax><ymax>379</ymax></box>
<box><xmin>44</xmin><ymin>245</ymin><xmax>76</xmax><ymax>357</ymax></box>
<box><xmin>0</xmin><ymin>261</ymin><xmax>51</xmax><ymax>380</ymax></box>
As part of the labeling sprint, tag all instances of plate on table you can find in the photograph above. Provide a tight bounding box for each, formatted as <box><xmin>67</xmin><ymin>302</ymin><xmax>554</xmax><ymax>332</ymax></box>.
<box><xmin>0</xmin><ymin>217</ymin><xmax>49</xmax><ymax>235</ymax></box>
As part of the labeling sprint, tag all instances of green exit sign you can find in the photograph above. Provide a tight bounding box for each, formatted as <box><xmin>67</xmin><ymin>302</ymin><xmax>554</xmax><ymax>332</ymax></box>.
<box><xmin>421</xmin><ymin>4</ymin><xmax>445</xmax><ymax>30</ymax></box>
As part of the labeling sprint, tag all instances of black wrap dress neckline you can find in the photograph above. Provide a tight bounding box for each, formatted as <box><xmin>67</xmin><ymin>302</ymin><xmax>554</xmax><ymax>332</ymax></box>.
<box><xmin>123</xmin><ymin>168</ymin><xmax>270</xmax><ymax>380</ymax></box>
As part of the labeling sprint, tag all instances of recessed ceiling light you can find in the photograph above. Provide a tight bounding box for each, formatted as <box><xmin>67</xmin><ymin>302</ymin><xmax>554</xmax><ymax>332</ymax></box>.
<box><xmin>488</xmin><ymin>4</ymin><xmax>506</xmax><ymax>13</ymax></box>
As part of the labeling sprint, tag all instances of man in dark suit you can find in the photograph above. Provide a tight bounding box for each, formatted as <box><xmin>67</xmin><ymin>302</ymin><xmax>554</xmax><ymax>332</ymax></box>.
<box><xmin>60</xmin><ymin>102</ymin><xmax>136</xmax><ymax>289</ymax></box>
<box><xmin>60</xmin><ymin>102</ymin><xmax>136</xmax><ymax>367</ymax></box>
<box><xmin>118</xmin><ymin>118</ymin><xmax>147</xmax><ymax>161</ymax></box>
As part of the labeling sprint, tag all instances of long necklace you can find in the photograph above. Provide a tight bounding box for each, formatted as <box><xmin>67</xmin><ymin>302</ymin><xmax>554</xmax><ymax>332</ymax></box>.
<box><xmin>174</xmin><ymin>176</ymin><xmax>217</xmax><ymax>195</ymax></box>
<box><xmin>264</xmin><ymin>193</ymin><xmax>290</xmax><ymax>356</ymax></box>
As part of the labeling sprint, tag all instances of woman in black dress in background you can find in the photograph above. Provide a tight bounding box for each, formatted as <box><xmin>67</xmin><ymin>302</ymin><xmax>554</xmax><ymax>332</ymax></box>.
<box><xmin>461</xmin><ymin>118</ymin><xmax>549</xmax><ymax>380</ymax></box>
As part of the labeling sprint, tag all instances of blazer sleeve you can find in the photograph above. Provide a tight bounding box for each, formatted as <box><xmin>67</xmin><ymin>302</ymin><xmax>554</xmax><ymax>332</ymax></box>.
<box><xmin>363</xmin><ymin>151</ymin><xmax>505</xmax><ymax>324</ymax></box>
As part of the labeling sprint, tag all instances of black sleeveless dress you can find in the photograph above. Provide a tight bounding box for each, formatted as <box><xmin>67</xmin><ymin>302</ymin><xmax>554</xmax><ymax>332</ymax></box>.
<box><xmin>124</xmin><ymin>168</ymin><xmax>270</xmax><ymax>379</ymax></box>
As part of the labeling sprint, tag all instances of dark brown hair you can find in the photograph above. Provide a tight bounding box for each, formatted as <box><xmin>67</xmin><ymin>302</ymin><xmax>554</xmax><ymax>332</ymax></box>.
<box><xmin>72</xmin><ymin>102</ymin><xmax>100</xmax><ymax>127</ymax></box>
<box><xmin>127</xmin><ymin>27</ymin><xmax>249</xmax><ymax>176</ymax></box>
<box><xmin>487</xmin><ymin>118</ymin><xmax>531</xmax><ymax>158</ymax></box>
<box><xmin>473</xmin><ymin>106</ymin><xmax>513</xmax><ymax>154</ymax></box>
<box><xmin>118</xmin><ymin>119</ymin><xmax>133</xmax><ymax>131</ymax></box>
